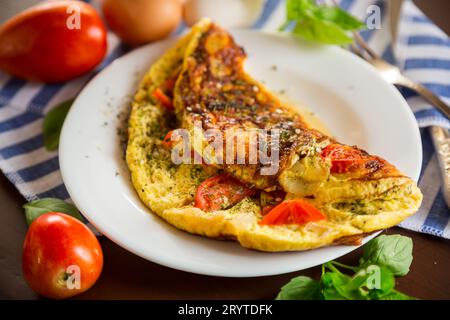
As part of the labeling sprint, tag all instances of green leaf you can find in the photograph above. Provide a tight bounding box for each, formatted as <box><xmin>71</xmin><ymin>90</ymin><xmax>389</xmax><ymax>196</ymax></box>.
<box><xmin>322</xmin><ymin>263</ymin><xmax>396</xmax><ymax>300</ymax></box>
<box><xmin>328</xmin><ymin>271</ymin><xmax>369</xmax><ymax>300</ymax></box>
<box><xmin>275</xmin><ymin>235</ymin><xmax>416</xmax><ymax>301</ymax></box>
<box><xmin>43</xmin><ymin>99</ymin><xmax>74</xmax><ymax>151</ymax></box>
<box><xmin>276</xmin><ymin>276</ymin><xmax>322</xmax><ymax>300</ymax></box>
<box><xmin>321</xmin><ymin>271</ymin><xmax>351</xmax><ymax>300</ymax></box>
<box><xmin>23</xmin><ymin>198</ymin><xmax>83</xmax><ymax>226</ymax></box>
<box><xmin>380</xmin><ymin>290</ymin><xmax>416</xmax><ymax>300</ymax></box>
<box><xmin>351</xmin><ymin>265</ymin><xmax>395</xmax><ymax>299</ymax></box>
<box><xmin>359</xmin><ymin>235</ymin><xmax>413</xmax><ymax>276</ymax></box>
<box><xmin>292</xmin><ymin>16</ymin><xmax>354</xmax><ymax>45</ymax></box>
<box><xmin>373</xmin><ymin>267</ymin><xmax>395</xmax><ymax>296</ymax></box>
<box><xmin>322</xmin><ymin>286</ymin><xmax>347</xmax><ymax>300</ymax></box>
<box><xmin>286</xmin><ymin>0</ymin><xmax>316</xmax><ymax>20</ymax></box>
<box><xmin>282</xmin><ymin>0</ymin><xmax>365</xmax><ymax>45</ymax></box>
<box><xmin>314</xmin><ymin>7</ymin><xmax>366</xmax><ymax>30</ymax></box>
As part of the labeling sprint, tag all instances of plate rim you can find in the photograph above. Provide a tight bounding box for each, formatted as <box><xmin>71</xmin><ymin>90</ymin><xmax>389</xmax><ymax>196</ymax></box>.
<box><xmin>60</xmin><ymin>30</ymin><xmax>422</xmax><ymax>278</ymax></box>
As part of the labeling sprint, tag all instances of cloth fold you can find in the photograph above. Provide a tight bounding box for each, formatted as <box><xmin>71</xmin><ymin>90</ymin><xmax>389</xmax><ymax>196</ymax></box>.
<box><xmin>0</xmin><ymin>0</ymin><xmax>448</xmax><ymax>237</ymax></box>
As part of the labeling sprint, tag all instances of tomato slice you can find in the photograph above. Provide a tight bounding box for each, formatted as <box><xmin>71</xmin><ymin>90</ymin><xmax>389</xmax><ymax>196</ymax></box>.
<box><xmin>260</xmin><ymin>190</ymin><xmax>286</xmax><ymax>215</ymax></box>
<box><xmin>261</xmin><ymin>205</ymin><xmax>276</xmax><ymax>216</ymax></box>
<box><xmin>321</xmin><ymin>144</ymin><xmax>364</xmax><ymax>174</ymax></box>
<box><xmin>164</xmin><ymin>78</ymin><xmax>176</xmax><ymax>91</ymax></box>
<box><xmin>152</xmin><ymin>88</ymin><xmax>174</xmax><ymax>110</ymax></box>
<box><xmin>259</xmin><ymin>199</ymin><xmax>326</xmax><ymax>226</ymax></box>
<box><xmin>162</xmin><ymin>130</ymin><xmax>175</xmax><ymax>149</ymax></box>
<box><xmin>195</xmin><ymin>174</ymin><xmax>256</xmax><ymax>212</ymax></box>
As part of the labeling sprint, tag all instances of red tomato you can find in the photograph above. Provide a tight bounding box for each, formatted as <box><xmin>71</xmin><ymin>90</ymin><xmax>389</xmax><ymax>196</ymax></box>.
<box><xmin>162</xmin><ymin>130</ymin><xmax>174</xmax><ymax>149</ymax></box>
<box><xmin>0</xmin><ymin>1</ymin><xmax>107</xmax><ymax>82</ymax></box>
<box><xmin>321</xmin><ymin>143</ymin><xmax>365</xmax><ymax>174</ymax></box>
<box><xmin>152</xmin><ymin>88</ymin><xmax>174</xmax><ymax>110</ymax></box>
<box><xmin>162</xmin><ymin>129</ymin><xmax>185</xmax><ymax>149</ymax></box>
<box><xmin>195</xmin><ymin>174</ymin><xmax>256</xmax><ymax>212</ymax></box>
<box><xmin>260</xmin><ymin>190</ymin><xmax>286</xmax><ymax>215</ymax></box>
<box><xmin>22</xmin><ymin>212</ymin><xmax>103</xmax><ymax>299</ymax></box>
<box><xmin>164</xmin><ymin>77</ymin><xmax>177</xmax><ymax>91</ymax></box>
<box><xmin>261</xmin><ymin>205</ymin><xmax>276</xmax><ymax>216</ymax></box>
<box><xmin>259</xmin><ymin>199</ymin><xmax>326</xmax><ymax>226</ymax></box>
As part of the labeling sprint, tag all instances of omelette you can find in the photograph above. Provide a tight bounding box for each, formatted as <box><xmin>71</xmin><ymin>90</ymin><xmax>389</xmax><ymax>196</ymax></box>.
<box><xmin>126</xmin><ymin>19</ymin><xmax>423</xmax><ymax>252</ymax></box>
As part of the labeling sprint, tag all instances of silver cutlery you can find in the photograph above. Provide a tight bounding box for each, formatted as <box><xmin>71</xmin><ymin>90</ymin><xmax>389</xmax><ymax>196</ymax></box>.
<box><xmin>349</xmin><ymin>31</ymin><xmax>450</xmax><ymax>208</ymax></box>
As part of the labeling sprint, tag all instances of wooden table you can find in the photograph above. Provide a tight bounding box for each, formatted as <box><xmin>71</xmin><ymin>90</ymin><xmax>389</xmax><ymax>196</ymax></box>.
<box><xmin>0</xmin><ymin>0</ymin><xmax>449</xmax><ymax>300</ymax></box>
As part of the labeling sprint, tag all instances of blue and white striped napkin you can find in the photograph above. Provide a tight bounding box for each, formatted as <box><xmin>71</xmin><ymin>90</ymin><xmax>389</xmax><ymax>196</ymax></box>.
<box><xmin>0</xmin><ymin>0</ymin><xmax>449</xmax><ymax>238</ymax></box>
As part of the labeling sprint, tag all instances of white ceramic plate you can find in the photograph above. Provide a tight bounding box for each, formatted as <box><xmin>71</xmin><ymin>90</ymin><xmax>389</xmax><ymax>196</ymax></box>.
<box><xmin>60</xmin><ymin>31</ymin><xmax>422</xmax><ymax>277</ymax></box>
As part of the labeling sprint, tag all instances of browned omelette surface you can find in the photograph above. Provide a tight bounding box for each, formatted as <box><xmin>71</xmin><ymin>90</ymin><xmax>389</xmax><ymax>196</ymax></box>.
<box><xmin>173</xmin><ymin>23</ymin><xmax>403</xmax><ymax>190</ymax></box>
<box><xmin>126</xmin><ymin>20</ymin><xmax>423</xmax><ymax>252</ymax></box>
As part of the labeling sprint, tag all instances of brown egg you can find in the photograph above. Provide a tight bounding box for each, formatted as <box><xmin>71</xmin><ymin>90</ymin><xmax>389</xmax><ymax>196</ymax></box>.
<box><xmin>102</xmin><ymin>0</ymin><xmax>182</xmax><ymax>46</ymax></box>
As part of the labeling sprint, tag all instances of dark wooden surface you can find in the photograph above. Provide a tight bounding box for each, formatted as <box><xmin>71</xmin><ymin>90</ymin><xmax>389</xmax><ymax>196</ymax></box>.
<box><xmin>1</xmin><ymin>167</ymin><xmax>449</xmax><ymax>299</ymax></box>
<box><xmin>1</xmin><ymin>0</ymin><xmax>450</xmax><ymax>300</ymax></box>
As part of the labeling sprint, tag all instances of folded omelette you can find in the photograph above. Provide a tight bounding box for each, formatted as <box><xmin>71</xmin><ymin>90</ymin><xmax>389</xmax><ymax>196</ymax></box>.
<box><xmin>126</xmin><ymin>19</ymin><xmax>422</xmax><ymax>252</ymax></box>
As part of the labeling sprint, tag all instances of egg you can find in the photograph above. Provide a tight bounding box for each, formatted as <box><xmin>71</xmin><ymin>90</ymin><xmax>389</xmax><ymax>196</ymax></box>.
<box><xmin>183</xmin><ymin>0</ymin><xmax>264</xmax><ymax>28</ymax></box>
<box><xmin>126</xmin><ymin>20</ymin><xmax>423</xmax><ymax>252</ymax></box>
<box><xmin>102</xmin><ymin>0</ymin><xmax>182</xmax><ymax>46</ymax></box>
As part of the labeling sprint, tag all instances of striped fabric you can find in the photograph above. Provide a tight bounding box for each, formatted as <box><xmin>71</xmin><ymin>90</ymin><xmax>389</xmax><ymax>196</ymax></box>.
<box><xmin>0</xmin><ymin>0</ymin><xmax>449</xmax><ymax>238</ymax></box>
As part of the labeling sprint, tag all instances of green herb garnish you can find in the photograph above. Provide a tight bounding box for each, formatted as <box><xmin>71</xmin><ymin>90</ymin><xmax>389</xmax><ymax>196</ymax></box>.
<box><xmin>276</xmin><ymin>276</ymin><xmax>322</xmax><ymax>300</ymax></box>
<box><xmin>276</xmin><ymin>235</ymin><xmax>416</xmax><ymax>300</ymax></box>
<box><xmin>23</xmin><ymin>198</ymin><xmax>84</xmax><ymax>225</ymax></box>
<box><xmin>280</xmin><ymin>0</ymin><xmax>366</xmax><ymax>45</ymax></box>
<box><xmin>359</xmin><ymin>234</ymin><xmax>413</xmax><ymax>276</ymax></box>
<box><xmin>43</xmin><ymin>98</ymin><xmax>74</xmax><ymax>151</ymax></box>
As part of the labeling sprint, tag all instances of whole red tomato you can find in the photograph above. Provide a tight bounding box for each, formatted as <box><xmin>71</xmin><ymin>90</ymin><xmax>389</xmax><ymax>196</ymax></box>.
<box><xmin>0</xmin><ymin>0</ymin><xmax>107</xmax><ymax>82</ymax></box>
<box><xmin>22</xmin><ymin>212</ymin><xmax>103</xmax><ymax>299</ymax></box>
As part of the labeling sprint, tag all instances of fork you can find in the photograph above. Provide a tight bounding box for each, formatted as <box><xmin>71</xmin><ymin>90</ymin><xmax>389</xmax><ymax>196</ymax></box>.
<box><xmin>351</xmin><ymin>33</ymin><xmax>450</xmax><ymax>118</ymax></box>
<box><xmin>350</xmin><ymin>32</ymin><xmax>450</xmax><ymax>208</ymax></box>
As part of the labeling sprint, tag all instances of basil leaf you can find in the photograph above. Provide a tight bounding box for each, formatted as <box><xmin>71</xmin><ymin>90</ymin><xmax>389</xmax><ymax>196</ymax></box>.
<box><xmin>321</xmin><ymin>272</ymin><xmax>352</xmax><ymax>300</ymax></box>
<box><xmin>373</xmin><ymin>267</ymin><xmax>395</xmax><ymax>297</ymax></box>
<box><xmin>341</xmin><ymin>274</ymin><xmax>371</xmax><ymax>300</ymax></box>
<box><xmin>276</xmin><ymin>235</ymin><xmax>416</xmax><ymax>301</ymax></box>
<box><xmin>322</xmin><ymin>286</ymin><xmax>347</xmax><ymax>300</ymax></box>
<box><xmin>23</xmin><ymin>198</ymin><xmax>83</xmax><ymax>225</ymax></box>
<box><xmin>286</xmin><ymin>0</ymin><xmax>316</xmax><ymax>20</ymax></box>
<box><xmin>351</xmin><ymin>265</ymin><xmax>395</xmax><ymax>299</ymax></box>
<box><xmin>359</xmin><ymin>235</ymin><xmax>413</xmax><ymax>276</ymax></box>
<box><xmin>43</xmin><ymin>99</ymin><xmax>74</xmax><ymax>151</ymax></box>
<box><xmin>314</xmin><ymin>7</ymin><xmax>366</xmax><ymax>30</ymax></box>
<box><xmin>331</xmin><ymin>272</ymin><xmax>369</xmax><ymax>300</ymax></box>
<box><xmin>283</xmin><ymin>0</ymin><xmax>365</xmax><ymax>45</ymax></box>
<box><xmin>292</xmin><ymin>17</ymin><xmax>354</xmax><ymax>45</ymax></box>
<box><xmin>276</xmin><ymin>276</ymin><xmax>322</xmax><ymax>300</ymax></box>
<box><xmin>380</xmin><ymin>290</ymin><xmax>416</xmax><ymax>300</ymax></box>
